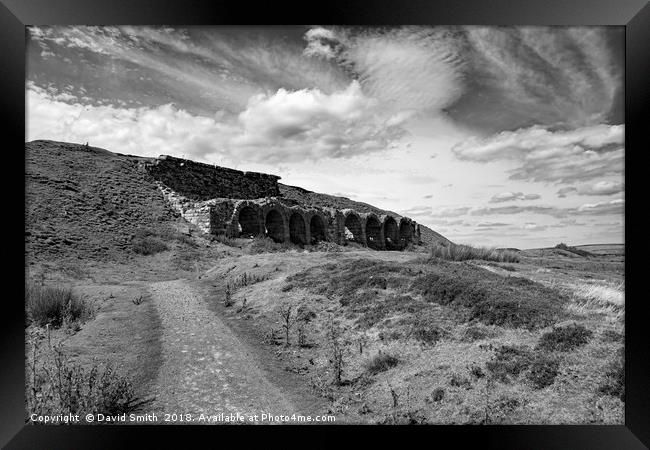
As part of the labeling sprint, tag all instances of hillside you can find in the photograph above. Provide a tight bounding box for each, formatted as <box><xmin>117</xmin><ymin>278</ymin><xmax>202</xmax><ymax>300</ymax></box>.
<box><xmin>25</xmin><ymin>140</ymin><xmax>180</xmax><ymax>263</ymax></box>
<box><xmin>279</xmin><ymin>184</ymin><xmax>450</xmax><ymax>245</ymax></box>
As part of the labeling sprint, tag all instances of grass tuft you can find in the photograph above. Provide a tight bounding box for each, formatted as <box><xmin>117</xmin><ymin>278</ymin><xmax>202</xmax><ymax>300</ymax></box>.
<box><xmin>26</xmin><ymin>284</ymin><xmax>93</xmax><ymax>328</ymax></box>
<box><xmin>427</xmin><ymin>242</ymin><xmax>520</xmax><ymax>263</ymax></box>
<box><xmin>364</xmin><ymin>352</ymin><xmax>400</xmax><ymax>375</ymax></box>
<box><xmin>537</xmin><ymin>323</ymin><xmax>593</xmax><ymax>352</ymax></box>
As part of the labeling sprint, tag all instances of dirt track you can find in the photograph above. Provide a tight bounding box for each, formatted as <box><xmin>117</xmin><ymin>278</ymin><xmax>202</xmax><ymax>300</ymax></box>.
<box><xmin>147</xmin><ymin>279</ymin><xmax>325</xmax><ymax>424</ymax></box>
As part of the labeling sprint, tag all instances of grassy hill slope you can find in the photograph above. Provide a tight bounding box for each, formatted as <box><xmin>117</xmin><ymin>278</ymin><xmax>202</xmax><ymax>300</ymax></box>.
<box><xmin>25</xmin><ymin>140</ymin><xmax>180</xmax><ymax>263</ymax></box>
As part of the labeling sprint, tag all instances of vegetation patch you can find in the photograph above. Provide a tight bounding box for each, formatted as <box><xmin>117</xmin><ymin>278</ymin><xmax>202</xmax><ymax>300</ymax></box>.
<box><xmin>132</xmin><ymin>236</ymin><xmax>168</xmax><ymax>255</ymax></box>
<box><xmin>555</xmin><ymin>243</ymin><xmax>594</xmax><ymax>257</ymax></box>
<box><xmin>26</xmin><ymin>283</ymin><xmax>93</xmax><ymax>328</ymax></box>
<box><xmin>525</xmin><ymin>355</ymin><xmax>560</xmax><ymax>389</ymax></box>
<box><xmin>486</xmin><ymin>345</ymin><xmax>560</xmax><ymax>389</ymax></box>
<box><xmin>537</xmin><ymin>323</ymin><xmax>593</xmax><ymax>352</ymax></box>
<box><xmin>598</xmin><ymin>348</ymin><xmax>624</xmax><ymax>401</ymax></box>
<box><xmin>364</xmin><ymin>352</ymin><xmax>400</xmax><ymax>375</ymax></box>
<box><xmin>411</xmin><ymin>264</ymin><xmax>565</xmax><ymax>329</ymax></box>
<box><xmin>246</xmin><ymin>236</ymin><xmax>296</xmax><ymax>254</ymax></box>
<box><xmin>427</xmin><ymin>242</ymin><xmax>520</xmax><ymax>263</ymax></box>
<box><xmin>27</xmin><ymin>344</ymin><xmax>140</xmax><ymax>417</ymax></box>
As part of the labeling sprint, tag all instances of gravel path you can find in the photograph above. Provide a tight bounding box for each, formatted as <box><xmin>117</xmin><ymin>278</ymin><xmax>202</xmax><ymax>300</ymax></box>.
<box><xmin>147</xmin><ymin>279</ymin><xmax>303</xmax><ymax>424</ymax></box>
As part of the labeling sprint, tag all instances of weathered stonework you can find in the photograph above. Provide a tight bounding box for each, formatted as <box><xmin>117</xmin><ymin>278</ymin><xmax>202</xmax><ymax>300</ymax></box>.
<box><xmin>148</xmin><ymin>155</ymin><xmax>421</xmax><ymax>250</ymax></box>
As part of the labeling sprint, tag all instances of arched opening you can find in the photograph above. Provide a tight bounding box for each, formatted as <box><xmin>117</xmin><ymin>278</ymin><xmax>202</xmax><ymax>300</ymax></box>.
<box><xmin>237</xmin><ymin>205</ymin><xmax>261</xmax><ymax>238</ymax></box>
<box><xmin>289</xmin><ymin>212</ymin><xmax>307</xmax><ymax>245</ymax></box>
<box><xmin>384</xmin><ymin>216</ymin><xmax>400</xmax><ymax>250</ymax></box>
<box><xmin>310</xmin><ymin>215</ymin><xmax>327</xmax><ymax>244</ymax></box>
<box><xmin>399</xmin><ymin>219</ymin><xmax>413</xmax><ymax>247</ymax></box>
<box><xmin>344</xmin><ymin>213</ymin><xmax>363</xmax><ymax>244</ymax></box>
<box><xmin>365</xmin><ymin>216</ymin><xmax>382</xmax><ymax>250</ymax></box>
<box><xmin>265</xmin><ymin>209</ymin><xmax>285</xmax><ymax>243</ymax></box>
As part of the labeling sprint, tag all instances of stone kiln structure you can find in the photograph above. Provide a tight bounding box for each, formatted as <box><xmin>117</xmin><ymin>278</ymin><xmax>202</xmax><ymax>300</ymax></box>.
<box><xmin>146</xmin><ymin>155</ymin><xmax>421</xmax><ymax>250</ymax></box>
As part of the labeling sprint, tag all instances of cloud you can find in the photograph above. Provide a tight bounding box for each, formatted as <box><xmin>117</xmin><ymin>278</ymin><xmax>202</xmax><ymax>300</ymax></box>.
<box><xmin>557</xmin><ymin>180</ymin><xmax>624</xmax><ymax>197</ymax></box>
<box><xmin>232</xmin><ymin>80</ymin><xmax>409</xmax><ymax>161</ymax></box>
<box><xmin>557</xmin><ymin>187</ymin><xmax>578</xmax><ymax>198</ymax></box>
<box><xmin>477</xmin><ymin>221</ymin><xmax>510</xmax><ymax>227</ymax></box>
<box><xmin>523</xmin><ymin>223</ymin><xmax>547</xmax><ymax>232</ymax></box>
<box><xmin>452</xmin><ymin>124</ymin><xmax>624</xmax><ymax>183</ymax></box>
<box><xmin>27</xmin><ymin>81</ymin><xmax>407</xmax><ymax>163</ymax></box>
<box><xmin>303</xmin><ymin>26</ymin><xmax>465</xmax><ymax>113</ymax></box>
<box><xmin>574</xmin><ymin>199</ymin><xmax>624</xmax><ymax>215</ymax></box>
<box><xmin>463</xmin><ymin>27</ymin><xmax>622</xmax><ymax>129</ymax></box>
<box><xmin>489</xmin><ymin>191</ymin><xmax>541</xmax><ymax>203</ymax></box>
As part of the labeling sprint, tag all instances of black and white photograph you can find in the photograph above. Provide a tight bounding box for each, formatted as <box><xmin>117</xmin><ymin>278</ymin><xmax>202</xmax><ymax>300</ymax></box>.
<box><xmin>23</xmin><ymin>24</ymin><xmax>627</xmax><ymax>427</ymax></box>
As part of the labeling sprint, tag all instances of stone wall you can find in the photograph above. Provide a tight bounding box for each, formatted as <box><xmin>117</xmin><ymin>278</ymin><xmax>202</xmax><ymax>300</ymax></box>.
<box><xmin>146</xmin><ymin>155</ymin><xmax>281</xmax><ymax>201</ymax></box>
<box><xmin>149</xmin><ymin>157</ymin><xmax>422</xmax><ymax>250</ymax></box>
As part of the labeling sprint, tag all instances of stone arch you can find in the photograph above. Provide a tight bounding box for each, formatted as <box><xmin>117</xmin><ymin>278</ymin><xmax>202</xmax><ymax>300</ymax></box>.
<box><xmin>289</xmin><ymin>211</ymin><xmax>307</xmax><ymax>245</ymax></box>
<box><xmin>399</xmin><ymin>218</ymin><xmax>413</xmax><ymax>247</ymax></box>
<box><xmin>265</xmin><ymin>208</ymin><xmax>285</xmax><ymax>243</ymax></box>
<box><xmin>383</xmin><ymin>216</ymin><xmax>400</xmax><ymax>250</ymax></box>
<box><xmin>309</xmin><ymin>214</ymin><xmax>327</xmax><ymax>244</ymax></box>
<box><xmin>236</xmin><ymin>204</ymin><xmax>262</xmax><ymax>238</ymax></box>
<box><xmin>365</xmin><ymin>214</ymin><xmax>382</xmax><ymax>250</ymax></box>
<box><xmin>343</xmin><ymin>212</ymin><xmax>363</xmax><ymax>244</ymax></box>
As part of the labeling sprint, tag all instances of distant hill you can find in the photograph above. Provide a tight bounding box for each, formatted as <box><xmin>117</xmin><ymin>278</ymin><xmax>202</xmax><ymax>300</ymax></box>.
<box><xmin>25</xmin><ymin>140</ymin><xmax>449</xmax><ymax>262</ymax></box>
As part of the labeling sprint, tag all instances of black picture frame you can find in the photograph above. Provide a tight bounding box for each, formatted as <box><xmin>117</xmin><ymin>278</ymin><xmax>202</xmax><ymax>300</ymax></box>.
<box><xmin>2</xmin><ymin>0</ymin><xmax>648</xmax><ymax>448</ymax></box>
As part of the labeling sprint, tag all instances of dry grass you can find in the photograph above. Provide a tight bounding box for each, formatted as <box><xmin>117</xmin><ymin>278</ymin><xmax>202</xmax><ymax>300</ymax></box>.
<box><xmin>427</xmin><ymin>242</ymin><xmax>520</xmax><ymax>263</ymax></box>
<box><xmin>26</xmin><ymin>283</ymin><xmax>94</xmax><ymax>328</ymax></box>
<box><xmin>27</xmin><ymin>340</ymin><xmax>140</xmax><ymax>417</ymax></box>
<box><xmin>562</xmin><ymin>280</ymin><xmax>624</xmax><ymax>319</ymax></box>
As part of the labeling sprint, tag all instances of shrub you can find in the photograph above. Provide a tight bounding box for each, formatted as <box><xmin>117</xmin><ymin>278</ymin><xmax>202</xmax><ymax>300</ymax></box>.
<box><xmin>537</xmin><ymin>324</ymin><xmax>593</xmax><ymax>352</ymax></box>
<box><xmin>247</xmin><ymin>236</ymin><xmax>294</xmax><ymax>254</ymax></box>
<box><xmin>487</xmin><ymin>345</ymin><xmax>560</xmax><ymax>388</ymax></box>
<box><xmin>431</xmin><ymin>387</ymin><xmax>445</xmax><ymax>402</ymax></box>
<box><xmin>555</xmin><ymin>243</ymin><xmax>594</xmax><ymax>257</ymax></box>
<box><xmin>364</xmin><ymin>351</ymin><xmax>400</xmax><ymax>375</ymax></box>
<box><xmin>525</xmin><ymin>355</ymin><xmax>560</xmax><ymax>389</ymax></box>
<box><xmin>26</xmin><ymin>284</ymin><xmax>92</xmax><ymax>328</ymax></box>
<box><xmin>27</xmin><ymin>344</ymin><xmax>139</xmax><ymax>417</ymax></box>
<box><xmin>427</xmin><ymin>242</ymin><xmax>520</xmax><ymax>263</ymax></box>
<box><xmin>411</xmin><ymin>266</ymin><xmax>564</xmax><ymax>330</ymax></box>
<box><xmin>486</xmin><ymin>345</ymin><xmax>534</xmax><ymax>383</ymax></box>
<box><xmin>449</xmin><ymin>373</ymin><xmax>472</xmax><ymax>389</ymax></box>
<box><xmin>132</xmin><ymin>236</ymin><xmax>168</xmax><ymax>255</ymax></box>
<box><xmin>598</xmin><ymin>348</ymin><xmax>624</xmax><ymax>401</ymax></box>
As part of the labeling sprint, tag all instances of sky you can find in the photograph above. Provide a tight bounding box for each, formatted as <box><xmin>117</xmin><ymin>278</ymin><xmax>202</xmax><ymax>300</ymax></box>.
<box><xmin>25</xmin><ymin>26</ymin><xmax>625</xmax><ymax>249</ymax></box>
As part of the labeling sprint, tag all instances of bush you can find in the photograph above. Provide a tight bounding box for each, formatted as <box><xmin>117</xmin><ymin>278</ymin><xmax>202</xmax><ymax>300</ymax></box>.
<box><xmin>364</xmin><ymin>352</ymin><xmax>400</xmax><ymax>375</ymax></box>
<box><xmin>598</xmin><ymin>348</ymin><xmax>624</xmax><ymax>401</ymax></box>
<box><xmin>427</xmin><ymin>242</ymin><xmax>520</xmax><ymax>263</ymax></box>
<box><xmin>26</xmin><ymin>284</ymin><xmax>93</xmax><ymax>328</ymax></box>
<box><xmin>537</xmin><ymin>324</ymin><xmax>593</xmax><ymax>352</ymax></box>
<box><xmin>449</xmin><ymin>373</ymin><xmax>472</xmax><ymax>389</ymax></box>
<box><xmin>430</xmin><ymin>387</ymin><xmax>445</xmax><ymax>402</ymax></box>
<box><xmin>525</xmin><ymin>355</ymin><xmax>560</xmax><ymax>389</ymax></box>
<box><xmin>27</xmin><ymin>344</ymin><xmax>139</xmax><ymax>418</ymax></box>
<box><xmin>411</xmin><ymin>265</ymin><xmax>564</xmax><ymax>330</ymax></box>
<box><xmin>132</xmin><ymin>236</ymin><xmax>168</xmax><ymax>255</ymax></box>
<box><xmin>487</xmin><ymin>345</ymin><xmax>560</xmax><ymax>389</ymax></box>
<box><xmin>555</xmin><ymin>243</ymin><xmax>594</xmax><ymax>257</ymax></box>
<box><xmin>247</xmin><ymin>236</ymin><xmax>294</xmax><ymax>254</ymax></box>
<box><xmin>486</xmin><ymin>345</ymin><xmax>535</xmax><ymax>383</ymax></box>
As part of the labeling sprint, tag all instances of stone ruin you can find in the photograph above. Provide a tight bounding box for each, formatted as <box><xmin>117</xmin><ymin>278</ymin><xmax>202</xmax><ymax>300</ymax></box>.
<box><xmin>145</xmin><ymin>155</ymin><xmax>421</xmax><ymax>250</ymax></box>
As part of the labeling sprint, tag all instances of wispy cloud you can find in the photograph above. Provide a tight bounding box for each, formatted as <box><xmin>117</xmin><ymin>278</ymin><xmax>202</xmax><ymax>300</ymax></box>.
<box><xmin>452</xmin><ymin>124</ymin><xmax>624</xmax><ymax>183</ymax></box>
<box><xmin>489</xmin><ymin>191</ymin><xmax>541</xmax><ymax>203</ymax></box>
<box><xmin>556</xmin><ymin>180</ymin><xmax>624</xmax><ymax>197</ymax></box>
